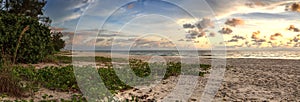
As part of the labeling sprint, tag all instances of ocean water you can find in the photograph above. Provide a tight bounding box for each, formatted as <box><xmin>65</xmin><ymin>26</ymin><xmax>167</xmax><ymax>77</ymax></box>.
<box><xmin>225</xmin><ymin>50</ymin><xmax>300</xmax><ymax>59</ymax></box>
<box><xmin>101</xmin><ymin>50</ymin><xmax>300</xmax><ymax>60</ymax></box>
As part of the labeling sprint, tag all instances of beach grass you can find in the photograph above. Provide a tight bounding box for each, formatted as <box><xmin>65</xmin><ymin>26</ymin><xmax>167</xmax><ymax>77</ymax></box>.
<box><xmin>0</xmin><ymin>56</ymin><xmax>211</xmax><ymax>101</ymax></box>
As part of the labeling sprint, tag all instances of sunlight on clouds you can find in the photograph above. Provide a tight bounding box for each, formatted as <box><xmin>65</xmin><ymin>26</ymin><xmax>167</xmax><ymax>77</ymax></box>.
<box><xmin>46</xmin><ymin>0</ymin><xmax>300</xmax><ymax>50</ymax></box>
<box><xmin>176</xmin><ymin>18</ymin><xmax>198</xmax><ymax>25</ymax></box>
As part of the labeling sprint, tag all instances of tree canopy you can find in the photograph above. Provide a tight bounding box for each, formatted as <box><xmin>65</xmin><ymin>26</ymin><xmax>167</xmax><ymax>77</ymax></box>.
<box><xmin>1</xmin><ymin>0</ymin><xmax>51</xmax><ymax>25</ymax></box>
<box><xmin>0</xmin><ymin>0</ymin><xmax>65</xmax><ymax>64</ymax></box>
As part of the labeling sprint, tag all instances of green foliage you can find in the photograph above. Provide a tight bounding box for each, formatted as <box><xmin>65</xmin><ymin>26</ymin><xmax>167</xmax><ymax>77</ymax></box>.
<box><xmin>200</xmin><ymin>64</ymin><xmax>211</xmax><ymax>71</ymax></box>
<box><xmin>5</xmin><ymin>58</ymin><xmax>211</xmax><ymax>100</ymax></box>
<box><xmin>0</xmin><ymin>63</ymin><xmax>24</xmax><ymax>97</ymax></box>
<box><xmin>43</xmin><ymin>55</ymin><xmax>112</xmax><ymax>64</ymax></box>
<box><xmin>44</xmin><ymin>56</ymin><xmax>72</xmax><ymax>64</ymax></box>
<box><xmin>129</xmin><ymin>59</ymin><xmax>151</xmax><ymax>77</ymax></box>
<box><xmin>0</xmin><ymin>1</ymin><xmax>63</xmax><ymax>64</ymax></box>
<box><xmin>13</xmin><ymin>65</ymin><xmax>78</xmax><ymax>92</ymax></box>
<box><xmin>0</xmin><ymin>12</ymin><xmax>54</xmax><ymax>64</ymax></box>
<box><xmin>1</xmin><ymin>0</ymin><xmax>47</xmax><ymax>18</ymax></box>
<box><xmin>50</xmin><ymin>32</ymin><xmax>65</xmax><ymax>52</ymax></box>
<box><xmin>36</xmin><ymin>66</ymin><xmax>78</xmax><ymax>91</ymax></box>
<box><xmin>98</xmin><ymin>68</ymin><xmax>132</xmax><ymax>92</ymax></box>
<box><xmin>164</xmin><ymin>62</ymin><xmax>182</xmax><ymax>79</ymax></box>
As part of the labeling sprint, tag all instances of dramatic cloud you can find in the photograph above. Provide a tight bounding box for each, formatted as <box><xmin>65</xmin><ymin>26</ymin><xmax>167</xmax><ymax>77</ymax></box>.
<box><xmin>250</xmin><ymin>31</ymin><xmax>267</xmax><ymax>44</ymax></box>
<box><xmin>198</xmin><ymin>32</ymin><xmax>207</xmax><ymax>37</ymax></box>
<box><xmin>292</xmin><ymin>34</ymin><xmax>300</xmax><ymax>42</ymax></box>
<box><xmin>182</xmin><ymin>18</ymin><xmax>215</xmax><ymax>41</ymax></box>
<box><xmin>251</xmin><ymin>31</ymin><xmax>261</xmax><ymax>40</ymax></box>
<box><xmin>227</xmin><ymin>39</ymin><xmax>239</xmax><ymax>42</ymax></box>
<box><xmin>185</xmin><ymin>30</ymin><xmax>207</xmax><ymax>39</ymax></box>
<box><xmin>45</xmin><ymin>0</ymin><xmax>300</xmax><ymax>49</ymax></box>
<box><xmin>186</xmin><ymin>30</ymin><xmax>198</xmax><ymax>39</ymax></box>
<box><xmin>219</xmin><ymin>27</ymin><xmax>233</xmax><ymax>34</ymax></box>
<box><xmin>225</xmin><ymin>18</ymin><xmax>245</xmax><ymax>27</ymax></box>
<box><xmin>270</xmin><ymin>33</ymin><xmax>283</xmax><ymax>40</ymax></box>
<box><xmin>195</xmin><ymin>18</ymin><xmax>214</xmax><ymax>30</ymax></box>
<box><xmin>254</xmin><ymin>39</ymin><xmax>266</xmax><ymax>43</ymax></box>
<box><xmin>245</xmin><ymin>1</ymin><xmax>269</xmax><ymax>8</ymax></box>
<box><xmin>288</xmin><ymin>3</ymin><xmax>300</xmax><ymax>12</ymax></box>
<box><xmin>185</xmin><ymin>35</ymin><xmax>196</xmax><ymax>39</ymax></box>
<box><xmin>183</xmin><ymin>23</ymin><xmax>195</xmax><ymax>29</ymax></box>
<box><xmin>62</xmin><ymin>29</ymin><xmax>140</xmax><ymax>50</ymax></box>
<box><xmin>251</xmin><ymin>38</ymin><xmax>267</xmax><ymax>47</ymax></box>
<box><xmin>182</xmin><ymin>18</ymin><xmax>214</xmax><ymax>30</ymax></box>
<box><xmin>294</xmin><ymin>43</ymin><xmax>300</xmax><ymax>47</ymax></box>
<box><xmin>227</xmin><ymin>35</ymin><xmax>246</xmax><ymax>43</ymax></box>
<box><xmin>232</xmin><ymin>35</ymin><xmax>246</xmax><ymax>40</ymax></box>
<box><xmin>288</xmin><ymin>25</ymin><xmax>300</xmax><ymax>32</ymax></box>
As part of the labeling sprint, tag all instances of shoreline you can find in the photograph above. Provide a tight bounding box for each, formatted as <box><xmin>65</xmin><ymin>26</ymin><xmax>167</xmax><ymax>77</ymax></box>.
<box><xmin>69</xmin><ymin>51</ymin><xmax>300</xmax><ymax>61</ymax></box>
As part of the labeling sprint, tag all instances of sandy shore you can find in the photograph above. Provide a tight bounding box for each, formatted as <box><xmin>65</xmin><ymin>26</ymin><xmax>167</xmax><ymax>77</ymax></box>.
<box><xmin>5</xmin><ymin>51</ymin><xmax>300</xmax><ymax>101</ymax></box>
<box><xmin>67</xmin><ymin>52</ymin><xmax>300</xmax><ymax>101</ymax></box>
<box><xmin>213</xmin><ymin>58</ymin><xmax>300</xmax><ymax>101</ymax></box>
<box><xmin>114</xmin><ymin>58</ymin><xmax>300</xmax><ymax>101</ymax></box>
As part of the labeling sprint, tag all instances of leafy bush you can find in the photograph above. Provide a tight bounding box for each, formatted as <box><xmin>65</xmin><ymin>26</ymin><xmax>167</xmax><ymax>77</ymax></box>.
<box><xmin>165</xmin><ymin>62</ymin><xmax>182</xmax><ymax>79</ymax></box>
<box><xmin>7</xmin><ymin>59</ymin><xmax>211</xmax><ymax>98</ymax></box>
<box><xmin>36</xmin><ymin>66</ymin><xmax>78</xmax><ymax>91</ymax></box>
<box><xmin>42</xmin><ymin>56</ymin><xmax>113</xmax><ymax>64</ymax></box>
<box><xmin>50</xmin><ymin>32</ymin><xmax>65</xmax><ymax>52</ymax></box>
<box><xmin>0</xmin><ymin>12</ymin><xmax>54</xmax><ymax>64</ymax></box>
<box><xmin>98</xmin><ymin>68</ymin><xmax>132</xmax><ymax>92</ymax></box>
<box><xmin>129</xmin><ymin>59</ymin><xmax>151</xmax><ymax>77</ymax></box>
<box><xmin>13</xmin><ymin>65</ymin><xmax>78</xmax><ymax>92</ymax></box>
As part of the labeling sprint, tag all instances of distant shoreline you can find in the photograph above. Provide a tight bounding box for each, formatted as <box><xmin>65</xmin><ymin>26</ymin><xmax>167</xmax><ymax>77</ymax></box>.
<box><xmin>67</xmin><ymin>51</ymin><xmax>300</xmax><ymax>60</ymax></box>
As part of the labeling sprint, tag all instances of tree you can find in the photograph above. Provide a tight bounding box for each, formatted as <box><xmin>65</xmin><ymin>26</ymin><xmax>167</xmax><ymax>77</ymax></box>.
<box><xmin>0</xmin><ymin>12</ymin><xmax>54</xmax><ymax>63</ymax></box>
<box><xmin>51</xmin><ymin>32</ymin><xmax>65</xmax><ymax>52</ymax></box>
<box><xmin>0</xmin><ymin>0</ymin><xmax>51</xmax><ymax>25</ymax></box>
<box><xmin>2</xmin><ymin>0</ymin><xmax>47</xmax><ymax>18</ymax></box>
<box><xmin>0</xmin><ymin>0</ymin><xmax>65</xmax><ymax>64</ymax></box>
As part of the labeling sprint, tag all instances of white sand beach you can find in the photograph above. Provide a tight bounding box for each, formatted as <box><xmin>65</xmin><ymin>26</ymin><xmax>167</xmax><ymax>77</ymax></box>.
<box><xmin>70</xmin><ymin>52</ymin><xmax>300</xmax><ymax>101</ymax></box>
<box><xmin>5</xmin><ymin>52</ymin><xmax>299</xmax><ymax>101</ymax></box>
<box><xmin>114</xmin><ymin>58</ymin><xmax>300</xmax><ymax>101</ymax></box>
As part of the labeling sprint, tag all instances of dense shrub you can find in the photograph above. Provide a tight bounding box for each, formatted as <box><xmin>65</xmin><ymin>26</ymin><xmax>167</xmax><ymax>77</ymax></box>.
<box><xmin>0</xmin><ymin>12</ymin><xmax>54</xmax><ymax>63</ymax></box>
<box><xmin>13</xmin><ymin>65</ymin><xmax>78</xmax><ymax>92</ymax></box>
<box><xmin>50</xmin><ymin>32</ymin><xmax>65</xmax><ymax>52</ymax></box>
<box><xmin>36</xmin><ymin>66</ymin><xmax>78</xmax><ymax>91</ymax></box>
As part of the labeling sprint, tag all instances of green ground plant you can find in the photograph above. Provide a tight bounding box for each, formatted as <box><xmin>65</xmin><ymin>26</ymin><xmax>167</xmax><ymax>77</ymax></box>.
<box><xmin>1</xmin><ymin>57</ymin><xmax>211</xmax><ymax>101</ymax></box>
<box><xmin>0</xmin><ymin>63</ymin><xmax>24</xmax><ymax>97</ymax></box>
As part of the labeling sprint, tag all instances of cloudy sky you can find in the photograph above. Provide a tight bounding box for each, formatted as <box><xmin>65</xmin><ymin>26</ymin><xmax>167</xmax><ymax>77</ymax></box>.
<box><xmin>44</xmin><ymin>0</ymin><xmax>300</xmax><ymax>50</ymax></box>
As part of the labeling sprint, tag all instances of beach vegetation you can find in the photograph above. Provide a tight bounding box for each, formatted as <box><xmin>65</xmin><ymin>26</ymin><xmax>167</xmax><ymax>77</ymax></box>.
<box><xmin>0</xmin><ymin>0</ymin><xmax>64</xmax><ymax>64</ymax></box>
<box><xmin>0</xmin><ymin>0</ymin><xmax>65</xmax><ymax>97</ymax></box>
<box><xmin>0</xmin><ymin>57</ymin><xmax>211</xmax><ymax>101</ymax></box>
